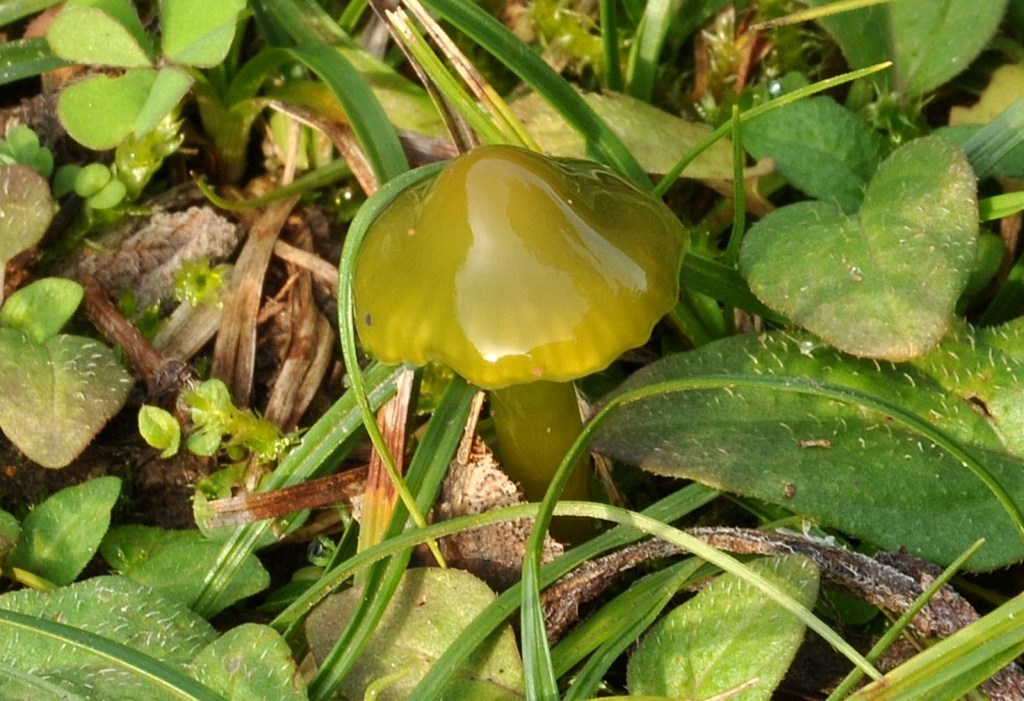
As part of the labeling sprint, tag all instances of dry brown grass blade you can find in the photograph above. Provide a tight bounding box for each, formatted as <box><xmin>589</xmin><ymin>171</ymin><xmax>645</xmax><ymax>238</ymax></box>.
<box><xmin>264</xmin><ymin>224</ymin><xmax>334</xmax><ymax>432</ymax></box>
<box><xmin>203</xmin><ymin>465</ymin><xmax>369</xmax><ymax>528</ymax></box>
<box><xmin>357</xmin><ymin>368</ymin><xmax>416</xmax><ymax>550</ymax></box>
<box><xmin>268</xmin><ymin>100</ymin><xmax>380</xmax><ymax>195</ymax></box>
<box><xmin>212</xmin><ymin>195</ymin><xmax>299</xmax><ymax>406</ymax></box>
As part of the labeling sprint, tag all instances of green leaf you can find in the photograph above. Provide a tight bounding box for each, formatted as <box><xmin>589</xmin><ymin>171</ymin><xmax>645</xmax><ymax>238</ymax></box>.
<box><xmin>0</xmin><ymin>575</ymin><xmax>218</xmax><ymax>701</ymax></box>
<box><xmin>306</xmin><ymin>567</ymin><xmax>524</xmax><ymax>701</ymax></box>
<box><xmin>57</xmin><ymin>68</ymin><xmax>157</xmax><ymax>150</ymax></box>
<box><xmin>138</xmin><ymin>405</ymin><xmax>181</xmax><ymax>457</ymax></box>
<box><xmin>65</xmin><ymin>0</ymin><xmax>149</xmax><ymax>47</ymax></box>
<box><xmin>741</xmin><ymin>96</ymin><xmax>888</xmax><ymax>213</ymax></box>
<box><xmin>627</xmin><ymin>555</ymin><xmax>819</xmax><ymax>700</ymax></box>
<box><xmin>8</xmin><ymin>476</ymin><xmax>121</xmax><ymax>585</ymax></box>
<box><xmin>804</xmin><ymin>0</ymin><xmax>1007</xmax><ymax>97</ymax></box>
<box><xmin>46</xmin><ymin>5</ymin><xmax>151</xmax><ymax>68</ymax></box>
<box><xmin>913</xmin><ymin>321</ymin><xmax>1024</xmax><ymax>458</ymax></box>
<box><xmin>100</xmin><ymin>525</ymin><xmax>269</xmax><ymax>616</ymax></box>
<box><xmin>591</xmin><ymin>331</ymin><xmax>1024</xmax><ymax>570</ymax></box>
<box><xmin>0</xmin><ymin>164</ymin><xmax>52</xmax><ymax>267</ymax></box>
<box><xmin>0</xmin><ymin>329</ymin><xmax>132</xmax><ymax>468</ymax></box>
<box><xmin>1</xmin><ymin>125</ymin><xmax>54</xmax><ymax>178</ymax></box>
<box><xmin>88</xmin><ymin>178</ymin><xmax>128</xmax><ymax>209</ymax></box>
<box><xmin>0</xmin><ymin>509</ymin><xmax>20</xmax><ymax>561</ymax></box>
<box><xmin>191</xmin><ymin>624</ymin><xmax>307</xmax><ymax>701</ymax></box>
<box><xmin>160</xmin><ymin>0</ymin><xmax>245</xmax><ymax>66</ymax></box>
<box><xmin>134</xmin><ymin>66</ymin><xmax>193</xmax><ymax>137</ymax></box>
<box><xmin>0</xmin><ymin>277</ymin><xmax>83</xmax><ymax>342</ymax></box>
<box><xmin>510</xmin><ymin>89</ymin><xmax>735</xmax><ymax>181</ymax></box>
<box><xmin>739</xmin><ymin>136</ymin><xmax>978</xmax><ymax>361</ymax></box>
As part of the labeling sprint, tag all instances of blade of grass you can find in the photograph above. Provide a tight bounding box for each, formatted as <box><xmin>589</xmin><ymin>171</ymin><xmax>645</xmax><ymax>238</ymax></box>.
<box><xmin>963</xmin><ymin>96</ymin><xmax>1024</xmax><ymax>181</ymax></box>
<box><xmin>0</xmin><ymin>661</ymin><xmax>93</xmax><ymax>699</ymax></box>
<box><xmin>421</xmin><ymin>0</ymin><xmax>649</xmax><ymax>187</ymax></box>
<box><xmin>400</xmin><ymin>0</ymin><xmax>539</xmax><ymax>151</ymax></box>
<box><xmin>679</xmin><ymin>252</ymin><xmax>785</xmax><ymax>322</ymax></box>
<box><xmin>980</xmin><ymin>192</ymin><xmax>1024</xmax><ymax>221</ymax></box>
<box><xmin>624</xmin><ymin>0</ymin><xmax>681</xmax><ymax>101</ymax></box>
<box><xmin>254</xmin><ymin>0</ymin><xmax>408</xmax><ymax>184</ymax></box>
<box><xmin>979</xmin><ymin>252</ymin><xmax>1024</xmax><ymax>326</ymax></box>
<box><xmin>722</xmin><ymin>105</ymin><xmax>746</xmax><ymax>267</ymax></box>
<box><xmin>525</xmin><ymin>502</ymin><xmax>879</xmax><ymax>683</ymax></box>
<box><xmin>599</xmin><ymin>0</ymin><xmax>623</xmax><ymax>92</ymax></box>
<box><xmin>0</xmin><ymin>38</ymin><xmax>68</xmax><ymax>86</ymax></box>
<box><xmin>383</xmin><ymin>4</ymin><xmax>508</xmax><ymax>147</ymax></box>
<box><xmin>750</xmin><ymin>0</ymin><xmax>894</xmax><ymax>31</ymax></box>
<box><xmin>197</xmin><ymin>158</ymin><xmax>351</xmax><ymax>210</ymax></box>
<box><xmin>0</xmin><ymin>609</ymin><xmax>225</xmax><ymax>701</ymax></box>
<box><xmin>521</xmin><ymin>365</ymin><xmax>1024</xmax><ymax>694</ymax></box>
<box><xmin>827</xmin><ymin>539</ymin><xmax>986</xmax><ymax>700</ymax></box>
<box><xmin>336</xmin><ymin>162</ymin><xmax>446</xmax><ymax>550</ymax></box>
<box><xmin>845</xmin><ymin>594</ymin><xmax>1024</xmax><ymax>700</ymax></box>
<box><xmin>252</xmin><ymin>0</ymin><xmax>353</xmax><ymax>46</ymax></box>
<box><xmin>283</xmin><ymin>43</ymin><xmax>408</xmax><ymax>186</ymax></box>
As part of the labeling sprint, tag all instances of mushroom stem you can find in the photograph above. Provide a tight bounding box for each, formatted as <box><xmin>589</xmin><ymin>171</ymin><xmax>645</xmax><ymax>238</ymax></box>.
<box><xmin>489</xmin><ymin>380</ymin><xmax>591</xmax><ymax>504</ymax></box>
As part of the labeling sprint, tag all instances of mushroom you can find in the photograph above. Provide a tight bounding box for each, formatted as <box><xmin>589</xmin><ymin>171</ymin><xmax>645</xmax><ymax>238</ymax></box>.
<box><xmin>353</xmin><ymin>145</ymin><xmax>687</xmax><ymax>506</ymax></box>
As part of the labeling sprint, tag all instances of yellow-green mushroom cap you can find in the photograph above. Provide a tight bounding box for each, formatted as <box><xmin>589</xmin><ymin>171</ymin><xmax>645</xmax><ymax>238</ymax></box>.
<box><xmin>353</xmin><ymin>145</ymin><xmax>687</xmax><ymax>389</ymax></box>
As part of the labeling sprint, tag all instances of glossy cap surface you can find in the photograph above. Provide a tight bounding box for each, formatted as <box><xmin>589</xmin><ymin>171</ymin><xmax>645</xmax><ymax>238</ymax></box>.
<box><xmin>353</xmin><ymin>145</ymin><xmax>687</xmax><ymax>389</ymax></box>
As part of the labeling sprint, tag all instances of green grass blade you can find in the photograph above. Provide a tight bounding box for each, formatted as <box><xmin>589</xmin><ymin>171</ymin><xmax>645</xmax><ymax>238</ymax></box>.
<box><xmin>0</xmin><ymin>37</ymin><xmax>68</xmax><ymax>86</ymax></box>
<box><xmin>599</xmin><ymin>0</ymin><xmax>623</xmax><ymax>91</ymax></box>
<box><xmin>962</xmin><ymin>96</ymin><xmax>1024</xmax><ymax>181</ymax></box>
<box><xmin>0</xmin><ymin>609</ymin><xmax>225</xmax><ymax>701</ymax></box>
<box><xmin>846</xmin><ymin>594</ymin><xmax>1024</xmax><ymax>700</ymax></box>
<box><xmin>828</xmin><ymin>539</ymin><xmax>986</xmax><ymax>700</ymax></box>
<box><xmin>335</xmin><ymin>163</ymin><xmax>446</xmax><ymax>544</ymax></box>
<box><xmin>252</xmin><ymin>0</ymin><xmax>352</xmax><ymax>46</ymax></box>
<box><xmin>624</xmin><ymin>0</ymin><xmax>680</xmax><ymax>101</ymax></box>
<box><xmin>284</xmin><ymin>43</ymin><xmax>408</xmax><ymax>185</ymax></box>
<box><xmin>421</xmin><ymin>0</ymin><xmax>649</xmax><ymax>187</ymax></box>
<box><xmin>252</xmin><ymin>0</ymin><xmax>407</xmax><ymax>183</ymax></box>
<box><xmin>602</xmin><ymin>373</ymin><xmax>1024</xmax><ymax>548</ymax></box>
<box><xmin>979</xmin><ymin>251</ymin><xmax>1024</xmax><ymax>326</ymax></box>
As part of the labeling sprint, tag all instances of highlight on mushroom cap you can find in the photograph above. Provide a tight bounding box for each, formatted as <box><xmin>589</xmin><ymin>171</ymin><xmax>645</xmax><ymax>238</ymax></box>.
<box><xmin>353</xmin><ymin>144</ymin><xmax>688</xmax><ymax>389</ymax></box>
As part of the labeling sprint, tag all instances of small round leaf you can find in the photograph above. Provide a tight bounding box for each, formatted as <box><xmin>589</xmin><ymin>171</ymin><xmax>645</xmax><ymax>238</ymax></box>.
<box><xmin>58</xmin><ymin>69</ymin><xmax>157</xmax><ymax>150</ymax></box>
<box><xmin>73</xmin><ymin>162</ymin><xmax>113</xmax><ymax>198</ymax></box>
<box><xmin>0</xmin><ymin>278</ymin><xmax>83</xmax><ymax>343</ymax></box>
<box><xmin>46</xmin><ymin>6</ymin><xmax>151</xmax><ymax>68</ymax></box>
<box><xmin>133</xmin><ymin>66</ymin><xmax>193</xmax><ymax>137</ymax></box>
<box><xmin>138</xmin><ymin>405</ymin><xmax>180</xmax><ymax>458</ymax></box>
<box><xmin>0</xmin><ymin>164</ymin><xmax>53</xmax><ymax>265</ymax></box>
<box><xmin>160</xmin><ymin>0</ymin><xmax>246</xmax><ymax>67</ymax></box>
<box><xmin>88</xmin><ymin>179</ymin><xmax>127</xmax><ymax>210</ymax></box>
<box><xmin>0</xmin><ymin>330</ymin><xmax>132</xmax><ymax>468</ymax></box>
